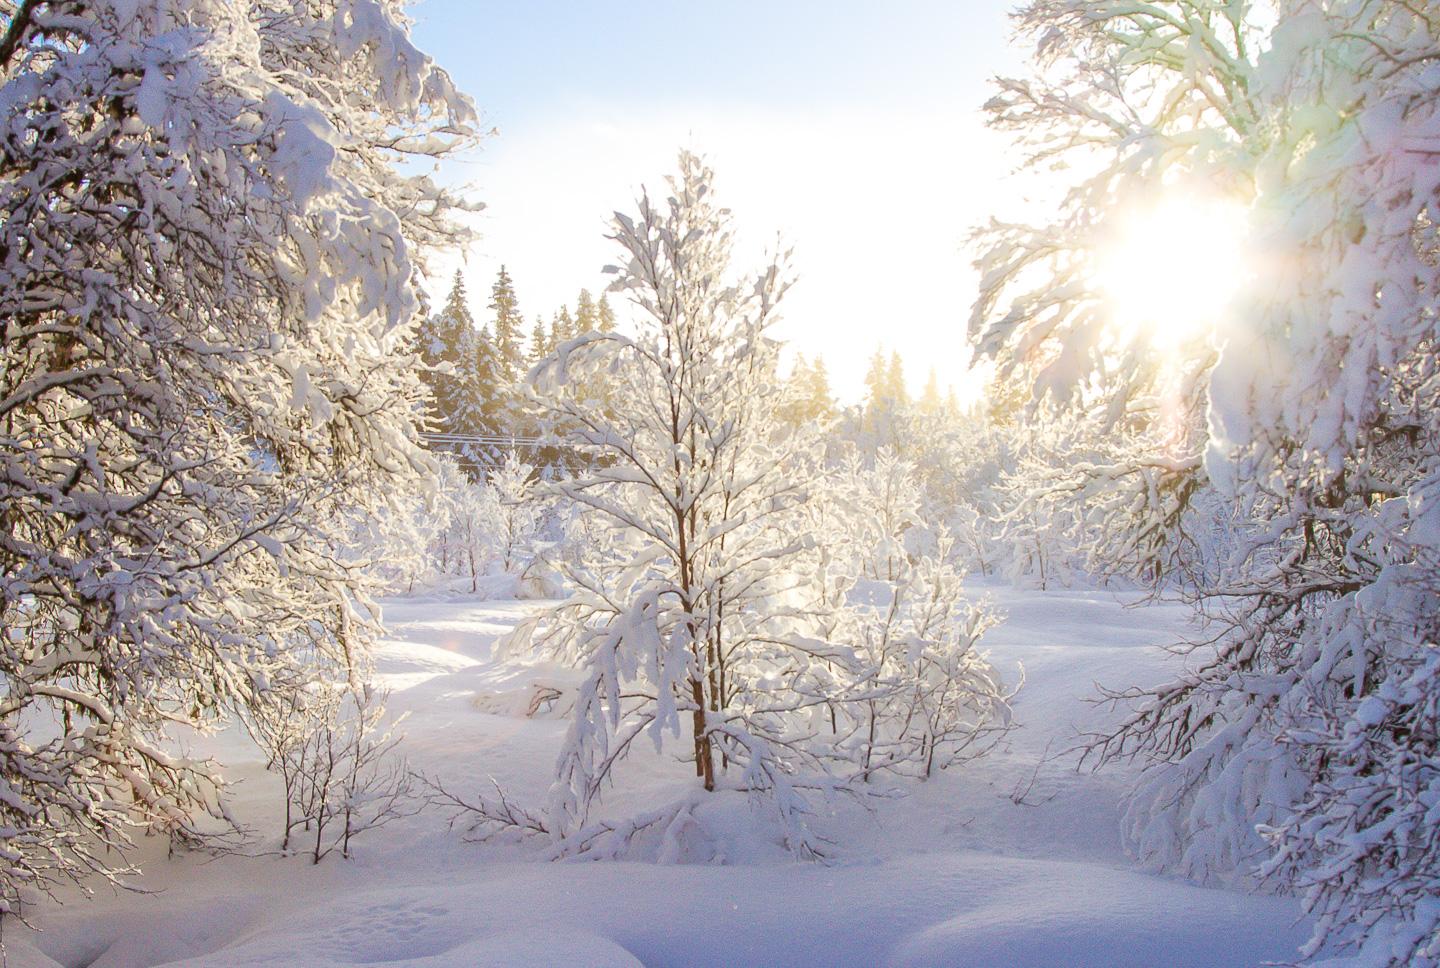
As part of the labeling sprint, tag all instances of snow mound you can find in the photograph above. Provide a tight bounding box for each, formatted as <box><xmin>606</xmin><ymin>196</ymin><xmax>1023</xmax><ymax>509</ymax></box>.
<box><xmin>16</xmin><ymin>592</ymin><xmax>1316</xmax><ymax>968</ymax></box>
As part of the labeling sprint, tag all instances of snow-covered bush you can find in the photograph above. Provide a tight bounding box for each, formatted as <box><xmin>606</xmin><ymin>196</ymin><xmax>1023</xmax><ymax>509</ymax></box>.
<box><xmin>482</xmin><ymin>456</ymin><xmax>553</xmax><ymax>585</ymax></box>
<box><xmin>445</xmin><ymin>473</ymin><xmax>495</xmax><ymax>594</ymax></box>
<box><xmin>417</xmin><ymin>455</ymin><xmax>555</xmax><ymax>596</ymax></box>
<box><xmin>250</xmin><ymin>682</ymin><xmax>414</xmax><ymax>864</ymax></box>
<box><xmin>821</xmin><ymin>451</ymin><xmax>1014</xmax><ymax>781</ymax></box>
<box><xmin>0</xmin><ymin>0</ymin><xmax>474</xmax><ymax>910</ymax></box>
<box><xmin>838</xmin><ymin>537</ymin><xmax>1012</xmax><ymax>781</ymax></box>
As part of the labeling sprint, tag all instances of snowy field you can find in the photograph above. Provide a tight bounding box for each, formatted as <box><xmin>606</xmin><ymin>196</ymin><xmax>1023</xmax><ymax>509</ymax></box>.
<box><xmin>10</xmin><ymin>587</ymin><xmax>1312</xmax><ymax>968</ymax></box>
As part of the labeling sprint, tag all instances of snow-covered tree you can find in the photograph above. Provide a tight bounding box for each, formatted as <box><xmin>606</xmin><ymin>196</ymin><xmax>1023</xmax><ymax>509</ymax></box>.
<box><xmin>779</xmin><ymin>354</ymin><xmax>838</xmax><ymax>427</ymax></box>
<box><xmin>427</xmin><ymin>152</ymin><xmax>914</xmax><ymax>862</ymax></box>
<box><xmin>489</xmin><ymin>266</ymin><xmax>526</xmax><ymax>387</ymax></box>
<box><xmin>974</xmin><ymin>2</ymin><xmax>1440</xmax><ymax>962</ymax></box>
<box><xmin>445</xmin><ymin>473</ymin><xmax>493</xmax><ymax>593</ymax></box>
<box><xmin>525</xmin><ymin>152</ymin><xmax>843</xmax><ymax>856</ymax></box>
<box><xmin>0</xmin><ymin>0</ymin><xmax>474</xmax><ymax>910</ymax></box>
<box><xmin>416</xmin><ymin>271</ymin><xmax>487</xmax><ymax>442</ymax></box>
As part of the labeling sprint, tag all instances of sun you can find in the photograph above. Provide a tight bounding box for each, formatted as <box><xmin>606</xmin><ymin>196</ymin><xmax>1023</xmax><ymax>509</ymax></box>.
<box><xmin>1093</xmin><ymin>197</ymin><xmax>1249</xmax><ymax>351</ymax></box>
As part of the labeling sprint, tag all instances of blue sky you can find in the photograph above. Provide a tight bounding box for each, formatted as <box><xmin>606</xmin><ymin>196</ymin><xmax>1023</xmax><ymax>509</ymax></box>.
<box><xmin>410</xmin><ymin>1</ymin><xmax>1024</xmax><ymax>401</ymax></box>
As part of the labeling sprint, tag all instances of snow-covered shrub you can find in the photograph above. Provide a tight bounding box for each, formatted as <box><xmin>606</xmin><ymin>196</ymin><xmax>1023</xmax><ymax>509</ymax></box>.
<box><xmin>835</xmin><ymin>449</ymin><xmax>925</xmax><ymax>581</ymax></box>
<box><xmin>840</xmin><ymin>542</ymin><xmax>1013</xmax><ymax>780</ymax></box>
<box><xmin>822</xmin><ymin>452</ymin><xmax>1015</xmax><ymax>781</ymax></box>
<box><xmin>419</xmin><ymin>455</ymin><xmax>555</xmax><ymax>596</ymax></box>
<box><xmin>0</xmin><ymin>0</ymin><xmax>474</xmax><ymax>910</ymax></box>
<box><xmin>482</xmin><ymin>456</ymin><xmax>553</xmax><ymax>587</ymax></box>
<box><xmin>250</xmin><ymin>683</ymin><xmax>414</xmax><ymax>864</ymax></box>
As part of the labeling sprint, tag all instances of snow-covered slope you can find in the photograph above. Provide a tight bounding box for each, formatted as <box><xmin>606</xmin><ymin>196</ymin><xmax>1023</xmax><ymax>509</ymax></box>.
<box><xmin>10</xmin><ymin>587</ymin><xmax>1311</xmax><ymax>968</ymax></box>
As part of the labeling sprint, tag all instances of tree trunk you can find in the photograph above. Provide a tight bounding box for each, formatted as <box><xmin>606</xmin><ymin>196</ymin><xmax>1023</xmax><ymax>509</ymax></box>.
<box><xmin>690</xmin><ymin>678</ymin><xmax>714</xmax><ymax>791</ymax></box>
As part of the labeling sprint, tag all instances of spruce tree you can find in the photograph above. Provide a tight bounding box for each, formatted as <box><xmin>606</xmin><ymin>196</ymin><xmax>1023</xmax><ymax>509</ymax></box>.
<box><xmin>417</xmin><ymin>271</ymin><xmax>484</xmax><ymax>437</ymax></box>
<box><xmin>488</xmin><ymin>266</ymin><xmax>525</xmax><ymax>385</ymax></box>
<box><xmin>597</xmin><ymin>294</ymin><xmax>617</xmax><ymax>333</ymax></box>
<box><xmin>550</xmin><ymin>306</ymin><xmax>574</xmax><ymax>347</ymax></box>
<box><xmin>779</xmin><ymin>353</ymin><xmax>812</xmax><ymax>426</ymax></box>
<box><xmin>782</xmin><ymin>353</ymin><xmax>838</xmax><ymax>425</ymax></box>
<box><xmin>863</xmin><ymin>348</ymin><xmax>887</xmax><ymax>409</ymax></box>
<box><xmin>886</xmin><ymin>351</ymin><xmax>908</xmax><ymax>405</ymax></box>
<box><xmin>528</xmin><ymin>314</ymin><xmax>551</xmax><ymax>365</ymax></box>
<box><xmin>574</xmin><ymin>289</ymin><xmax>598</xmax><ymax>335</ymax></box>
<box><xmin>920</xmin><ymin>367</ymin><xmax>943</xmax><ymax>415</ymax></box>
<box><xmin>807</xmin><ymin>355</ymin><xmax>837</xmax><ymax>421</ymax></box>
<box><xmin>473</xmin><ymin>323</ymin><xmax>508</xmax><ymax>436</ymax></box>
<box><xmin>862</xmin><ymin>347</ymin><xmax>895</xmax><ymax>439</ymax></box>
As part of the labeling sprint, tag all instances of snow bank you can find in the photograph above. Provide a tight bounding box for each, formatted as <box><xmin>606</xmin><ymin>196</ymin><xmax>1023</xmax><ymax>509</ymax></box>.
<box><xmin>16</xmin><ymin>588</ymin><xmax>1313</xmax><ymax>967</ymax></box>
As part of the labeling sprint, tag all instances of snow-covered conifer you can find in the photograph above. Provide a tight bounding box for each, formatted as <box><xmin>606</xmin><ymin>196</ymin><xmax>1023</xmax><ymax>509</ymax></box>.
<box><xmin>417</xmin><ymin>272</ymin><xmax>488</xmax><ymax>444</ymax></box>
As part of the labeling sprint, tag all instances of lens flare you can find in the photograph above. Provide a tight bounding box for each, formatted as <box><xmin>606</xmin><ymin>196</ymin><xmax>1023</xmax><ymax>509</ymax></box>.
<box><xmin>1094</xmin><ymin>198</ymin><xmax>1249</xmax><ymax>350</ymax></box>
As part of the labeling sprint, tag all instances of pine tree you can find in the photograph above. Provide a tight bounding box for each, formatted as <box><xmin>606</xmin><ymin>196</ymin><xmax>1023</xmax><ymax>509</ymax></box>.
<box><xmin>920</xmin><ymin>367</ymin><xmax>943</xmax><ymax>415</ymax></box>
<box><xmin>488</xmin><ymin>266</ymin><xmax>525</xmax><ymax>386</ymax></box>
<box><xmin>779</xmin><ymin>353</ymin><xmax>812</xmax><ymax>425</ymax></box>
<box><xmin>472</xmin><ymin>323</ymin><xmax>507</xmax><ymax>437</ymax></box>
<box><xmin>808</xmin><ymin>356</ymin><xmax>836</xmax><ymax>418</ymax></box>
<box><xmin>885</xmin><ymin>351</ymin><xmax>907</xmax><ymax>406</ymax></box>
<box><xmin>863</xmin><ymin>346</ymin><xmax>908</xmax><ymax>443</ymax></box>
<box><xmin>597</xmin><ymin>294</ymin><xmax>617</xmax><ymax>333</ymax></box>
<box><xmin>528</xmin><ymin>315</ymin><xmax>551</xmax><ymax>365</ymax></box>
<box><xmin>550</xmin><ymin>306</ymin><xmax>574</xmax><ymax>348</ymax></box>
<box><xmin>417</xmin><ymin>272</ymin><xmax>485</xmax><ymax>437</ymax></box>
<box><xmin>781</xmin><ymin>353</ymin><xmax>837</xmax><ymax>425</ymax></box>
<box><xmin>863</xmin><ymin>347</ymin><xmax>887</xmax><ymax>406</ymax></box>
<box><xmin>574</xmin><ymin>289</ymin><xmax>598</xmax><ymax>335</ymax></box>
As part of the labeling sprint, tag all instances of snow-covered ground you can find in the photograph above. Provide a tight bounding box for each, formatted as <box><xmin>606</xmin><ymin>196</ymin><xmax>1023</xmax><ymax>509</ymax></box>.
<box><xmin>10</xmin><ymin>586</ymin><xmax>1312</xmax><ymax>967</ymax></box>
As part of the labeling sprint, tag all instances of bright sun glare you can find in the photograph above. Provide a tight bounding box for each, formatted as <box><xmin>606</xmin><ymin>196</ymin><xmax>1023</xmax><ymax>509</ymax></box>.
<box><xmin>1094</xmin><ymin>197</ymin><xmax>1249</xmax><ymax>350</ymax></box>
